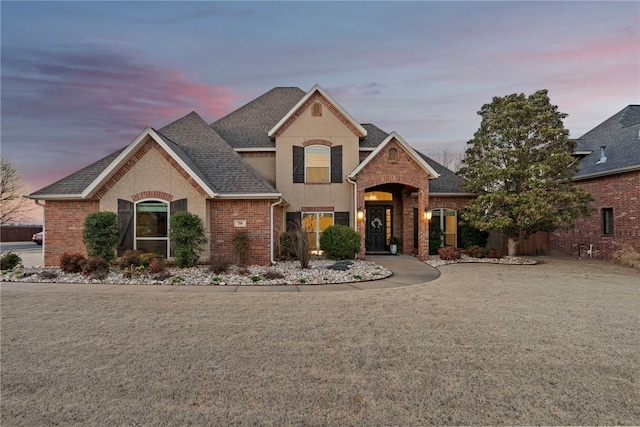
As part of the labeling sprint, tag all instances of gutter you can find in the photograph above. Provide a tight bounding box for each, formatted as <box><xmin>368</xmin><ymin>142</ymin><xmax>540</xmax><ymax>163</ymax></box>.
<box><xmin>270</xmin><ymin>197</ymin><xmax>284</xmax><ymax>265</ymax></box>
<box><xmin>346</xmin><ymin>176</ymin><xmax>358</xmax><ymax>231</ymax></box>
<box><xmin>573</xmin><ymin>165</ymin><xmax>640</xmax><ymax>181</ymax></box>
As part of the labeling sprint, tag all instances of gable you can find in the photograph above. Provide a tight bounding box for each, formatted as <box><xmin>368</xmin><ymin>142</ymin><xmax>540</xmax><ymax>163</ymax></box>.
<box><xmin>269</xmin><ymin>85</ymin><xmax>367</xmax><ymax>139</ymax></box>
<box><xmin>349</xmin><ymin>132</ymin><xmax>439</xmax><ymax>180</ymax></box>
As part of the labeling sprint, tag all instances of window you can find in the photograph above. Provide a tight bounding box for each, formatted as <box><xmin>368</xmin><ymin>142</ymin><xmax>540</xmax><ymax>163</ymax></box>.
<box><xmin>135</xmin><ymin>200</ymin><xmax>169</xmax><ymax>257</ymax></box>
<box><xmin>431</xmin><ymin>208</ymin><xmax>457</xmax><ymax>247</ymax></box>
<box><xmin>302</xmin><ymin>212</ymin><xmax>334</xmax><ymax>252</ymax></box>
<box><xmin>603</xmin><ymin>208</ymin><xmax>614</xmax><ymax>235</ymax></box>
<box><xmin>305</xmin><ymin>145</ymin><xmax>330</xmax><ymax>183</ymax></box>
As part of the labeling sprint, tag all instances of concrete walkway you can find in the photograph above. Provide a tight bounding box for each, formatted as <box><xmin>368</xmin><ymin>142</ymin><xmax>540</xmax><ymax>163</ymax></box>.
<box><xmin>1</xmin><ymin>254</ymin><xmax>440</xmax><ymax>294</ymax></box>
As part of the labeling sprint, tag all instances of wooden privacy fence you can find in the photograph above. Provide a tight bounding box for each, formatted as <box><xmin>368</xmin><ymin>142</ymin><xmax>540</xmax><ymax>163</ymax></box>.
<box><xmin>1</xmin><ymin>225</ymin><xmax>43</xmax><ymax>242</ymax></box>
<box><xmin>486</xmin><ymin>231</ymin><xmax>549</xmax><ymax>256</ymax></box>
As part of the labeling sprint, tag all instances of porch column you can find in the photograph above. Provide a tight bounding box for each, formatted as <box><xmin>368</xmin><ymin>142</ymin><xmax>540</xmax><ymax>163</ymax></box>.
<box><xmin>418</xmin><ymin>188</ymin><xmax>429</xmax><ymax>260</ymax></box>
<box><xmin>356</xmin><ymin>186</ymin><xmax>366</xmax><ymax>259</ymax></box>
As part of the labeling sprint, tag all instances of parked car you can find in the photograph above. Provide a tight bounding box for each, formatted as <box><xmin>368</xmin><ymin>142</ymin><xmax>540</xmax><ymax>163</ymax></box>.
<box><xmin>32</xmin><ymin>231</ymin><xmax>44</xmax><ymax>245</ymax></box>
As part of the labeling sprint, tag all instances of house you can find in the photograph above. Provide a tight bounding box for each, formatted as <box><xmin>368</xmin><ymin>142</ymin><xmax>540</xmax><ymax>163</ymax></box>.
<box><xmin>550</xmin><ymin>105</ymin><xmax>640</xmax><ymax>259</ymax></box>
<box><xmin>29</xmin><ymin>85</ymin><xmax>472</xmax><ymax>267</ymax></box>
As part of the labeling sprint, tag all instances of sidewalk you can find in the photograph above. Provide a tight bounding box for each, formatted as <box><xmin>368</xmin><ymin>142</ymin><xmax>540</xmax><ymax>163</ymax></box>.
<box><xmin>1</xmin><ymin>254</ymin><xmax>440</xmax><ymax>293</ymax></box>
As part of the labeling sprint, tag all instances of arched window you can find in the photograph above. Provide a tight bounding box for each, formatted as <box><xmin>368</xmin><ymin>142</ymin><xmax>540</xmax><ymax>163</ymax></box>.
<box><xmin>431</xmin><ymin>208</ymin><xmax>457</xmax><ymax>247</ymax></box>
<box><xmin>305</xmin><ymin>145</ymin><xmax>330</xmax><ymax>183</ymax></box>
<box><xmin>135</xmin><ymin>199</ymin><xmax>169</xmax><ymax>257</ymax></box>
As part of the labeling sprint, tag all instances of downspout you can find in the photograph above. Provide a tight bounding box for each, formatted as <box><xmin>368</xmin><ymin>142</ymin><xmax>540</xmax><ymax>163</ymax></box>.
<box><xmin>270</xmin><ymin>197</ymin><xmax>283</xmax><ymax>265</ymax></box>
<box><xmin>347</xmin><ymin>176</ymin><xmax>358</xmax><ymax>231</ymax></box>
<box><xmin>33</xmin><ymin>198</ymin><xmax>46</xmax><ymax>264</ymax></box>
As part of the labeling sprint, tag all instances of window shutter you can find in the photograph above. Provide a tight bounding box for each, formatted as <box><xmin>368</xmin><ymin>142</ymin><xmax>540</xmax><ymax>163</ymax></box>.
<box><xmin>293</xmin><ymin>146</ymin><xmax>304</xmax><ymax>183</ymax></box>
<box><xmin>334</xmin><ymin>211</ymin><xmax>350</xmax><ymax>227</ymax></box>
<box><xmin>117</xmin><ymin>199</ymin><xmax>134</xmax><ymax>255</ymax></box>
<box><xmin>286</xmin><ymin>212</ymin><xmax>301</xmax><ymax>231</ymax></box>
<box><xmin>170</xmin><ymin>198</ymin><xmax>188</xmax><ymax>217</ymax></box>
<box><xmin>331</xmin><ymin>145</ymin><xmax>342</xmax><ymax>183</ymax></box>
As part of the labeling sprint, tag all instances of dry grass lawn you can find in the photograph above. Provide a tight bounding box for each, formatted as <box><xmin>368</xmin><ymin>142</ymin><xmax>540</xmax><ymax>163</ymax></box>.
<box><xmin>2</xmin><ymin>257</ymin><xmax>639</xmax><ymax>426</ymax></box>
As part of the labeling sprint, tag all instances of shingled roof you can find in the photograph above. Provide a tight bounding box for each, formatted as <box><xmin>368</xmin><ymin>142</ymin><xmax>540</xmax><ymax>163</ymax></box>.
<box><xmin>30</xmin><ymin>112</ymin><xmax>279</xmax><ymax>199</ymax></box>
<box><xmin>211</xmin><ymin>87</ymin><xmax>306</xmax><ymax>149</ymax></box>
<box><xmin>573</xmin><ymin>105</ymin><xmax>640</xmax><ymax>180</ymax></box>
<box><xmin>157</xmin><ymin>112</ymin><xmax>278</xmax><ymax>195</ymax></box>
<box><xmin>416</xmin><ymin>152</ymin><xmax>471</xmax><ymax>194</ymax></box>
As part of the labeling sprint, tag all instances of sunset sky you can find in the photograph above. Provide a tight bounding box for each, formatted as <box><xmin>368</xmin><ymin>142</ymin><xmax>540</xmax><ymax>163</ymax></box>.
<box><xmin>1</xmin><ymin>1</ymin><xmax>638</xmax><ymax>223</ymax></box>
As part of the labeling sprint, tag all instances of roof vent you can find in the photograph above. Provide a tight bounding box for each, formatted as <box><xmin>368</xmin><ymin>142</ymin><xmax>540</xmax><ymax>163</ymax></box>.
<box><xmin>595</xmin><ymin>145</ymin><xmax>607</xmax><ymax>165</ymax></box>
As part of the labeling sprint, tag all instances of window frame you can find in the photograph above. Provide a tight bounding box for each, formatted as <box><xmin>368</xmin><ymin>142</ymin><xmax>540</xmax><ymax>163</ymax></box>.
<box><xmin>302</xmin><ymin>211</ymin><xmax>334</xmax><ymax>253</ymax></box>
<box><xmin>304</xmin><ymin>145</ymin><xmax>331</xmax><ymax>183</ymax></box>
<box><xmin>134</xmin><ymin>199</ymin><xmax>170</xmax><ymax>257</ymax></box>
<box><xmin>431</xmin><ymin>208</ymin><xmax>458</xmax><ymax>247</ymax></box>
<box><xmin>602</xmin><ymin>207</ymin><xmax>614</xmax><ymax>235</ymax></box>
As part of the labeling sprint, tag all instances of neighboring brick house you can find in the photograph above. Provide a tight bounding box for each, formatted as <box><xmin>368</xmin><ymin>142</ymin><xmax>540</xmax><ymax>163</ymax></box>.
<box><xmin>551</xmin><ymin>105</ymin><xmax>640</xmax><ymax>259</ymax></box>
<box><xmin>29</xmin><ymin>85</ymin><xmax>472</xmax><ymax>266</ymax></box>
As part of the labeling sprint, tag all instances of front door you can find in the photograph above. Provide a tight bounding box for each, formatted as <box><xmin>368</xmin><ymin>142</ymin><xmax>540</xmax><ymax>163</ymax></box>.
<box><xmin>367</xmin><ymin>206</ymin><xmax>388</xmax><ymax>251</ymax></box>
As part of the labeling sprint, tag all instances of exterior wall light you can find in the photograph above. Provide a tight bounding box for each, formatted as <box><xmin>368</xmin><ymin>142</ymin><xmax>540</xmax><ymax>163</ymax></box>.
<box><xmin>357</xmin><ymin>208</ymin><xmax>365</xmax><ymax>221</ymax></box>
<box><xmin>423</xmin><ymin>208</ymin><xmax>432</xmax><ymax>221</ymax></box>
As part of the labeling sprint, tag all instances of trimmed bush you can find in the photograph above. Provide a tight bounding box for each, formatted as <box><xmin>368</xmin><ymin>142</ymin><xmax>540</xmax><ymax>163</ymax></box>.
<box><xmin>232</xmin><ymin>231</ymin><xmax>250</xmax><ymax>267</ymax></box>
<box><xmin>60</xmin><ymin>252</ymin><xmax>86</xmax><ymax>273</ymax></box>
<box><xmin>438</xmin><ymin>246</ymin><xmax>462</xmax><ymax>261</ymax></box>
<box><xmin>1</xmin><ymin>252</ymin><xmax>22</xmax><ymax>270</ymax></box>
<box><xmin>83</xmin><ymin>211</ymin><xmax>120</xmax><ymax>262</ymax></box>
<box><xmin>170</xmin><ymin>212</ymin><xmax>207</xmax><ymax>268</ymax></box>
<box><xmin>612</xmin><ymin>244</ymin><xmax>640</xmax><ymax>269</ymax></box>
<box><xmin>319</xmin><ymin>225</ymin><xmax>361</xmax><ymax>260</ymax></box>
<box><xmin>209</xmin><ymin>254</ymin><xmax>231</xmax><ymax>274</ymax></box>
<box><xmin>119</xmin><ymin>250</ymin><xmax>145</xmax><ymax>270</ymax></box>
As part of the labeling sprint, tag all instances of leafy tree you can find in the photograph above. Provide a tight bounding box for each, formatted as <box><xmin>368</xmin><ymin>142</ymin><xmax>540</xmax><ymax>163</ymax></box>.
<box><xmin>83</xmin><ymin>212</ymin><xmax>120</xmax><ymax>262</ymax></box>
<box><xmin>458</xmin><ymin>90</ymin><xmax>592</xmax><ymax>256</ymax></box>
<box><xmin>0</xmin><ymin>158</ymin><xmax>34</xmax><ymax>224</ymax></box>
<box><xmin>170</xmin><ymin>211</ymin><xmax>207</xmax><ymax>268</ymax></box>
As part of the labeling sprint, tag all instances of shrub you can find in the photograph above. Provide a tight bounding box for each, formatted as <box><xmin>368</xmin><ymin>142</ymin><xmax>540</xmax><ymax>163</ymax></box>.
<box><xmin>170</xmin><ymin>212</ymin><xmax>207</xmax><ymax>268</ymax></box>
<box><xmin>279</xmin><ymin>231</ymin><xmax>298</xmax><ymax>261</ymax></box>
<box><xmin>263</xmin><ymin>270</ymin><xmax>285</xmax><ymax>280</ymax></box>
<box><xmin>438</xmin><ymin>246</ymin><xmax>462</xmax><ymax>261</ymax></box>
<box><xmin>148</xmin><ymin>257</ymin><xmax>166</xmax><ymax>274</ymax></box>
<box><xmin>83</xmin><ymin>211</ymin><xmax>120</xmax><ymax>262</ymax></box>
<box><xmin>119</xmin><ymin>250</ymin><xmax>145</xmax><ymax>270</ymax></box>
<box><xmin>287</xmin><ymin>222</ymin><xmax>310</xmax><ymax>269</ymax></box>
<box><xmin>209</xmin><ymin>254</ymin><xmax>231</xmax><ymax>274</ymax></box>
<box><xmin>612</xmin><ymin>245</ymin><xmax>640</xmax><ymax>269</ymax></box>
<box><xmin>429</xmin><ymin>221</ymin><xmax>443</xmax><ymax>255</ymax></box>
<box><xmin>466</xmin><ymin>245</ymin><xmax>486</xmax><ymax>258</ymax></box>
<box><xmin>487</xmin><ymin>248</ymin><xmax>503</xmax><ymax>259</ymax></box>
<box><xmin>319</xmin><ymin>225</ymin><xmax>361</xmax><ymax>260</ymax></box>
<box><xmin>459</xmin><ymin>219</ymin><xmax>489</xmax><ymax>248</ymax></box>
<box><xmin>81</xmin><ymin>256</ymin><xmax>110</xmax><ymax>277</ymax></box>
<box><xmin>232</xmin><ymin>231</ymin><xmax>250</xmax><ymax>267</ymax></box>
<box><xmin>1</xmin><ymin>252</ymin><xmax>22</xmax><ymax>270</ymax></box>
<box><xmin>60</xmin><ymin>252</ymin><xmax>86</xmax><ymax>273</ymax></box>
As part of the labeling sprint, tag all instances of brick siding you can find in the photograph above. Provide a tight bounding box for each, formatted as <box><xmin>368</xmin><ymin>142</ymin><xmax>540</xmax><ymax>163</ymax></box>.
<box><xmin>550</xmin><ymin>170</ymin><xmax>640</xmax><ymax>259</ymax></box>
<box><xmin>209</xmin><ymin>199</ymin><xmax>278</xmax><ymax>266</ymax></box>
<box><xmin>43</xmin><ymin>200</ymin><xmax>100</xmax><ymax>266</ymax></box>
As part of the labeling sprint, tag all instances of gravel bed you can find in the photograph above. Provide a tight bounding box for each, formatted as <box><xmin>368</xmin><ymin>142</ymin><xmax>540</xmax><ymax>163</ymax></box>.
<box><xmin>1</xmin><ymin>258</ymin><xmax>392</xmax><ymax>286</ymax></box>
<box><xmin>425</xmin><ymin>254</ymin><xmax>538</xmax><ymax>268</ymax></box>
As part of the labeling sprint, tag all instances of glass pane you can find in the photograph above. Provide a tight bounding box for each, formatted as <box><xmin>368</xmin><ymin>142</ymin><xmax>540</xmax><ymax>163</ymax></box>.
<box><xmin>307</xmin><ymin>167</ymin><xmax>329</xmax><ymax>183</ymax></box>
<box><xmin>302</xmin><ymin>213</ymin><xmax>316</xmax><ymax>232</ymax></box>
<box><xmin>136</xmin><ymin>239</ymin><xmax>168</xmax><ymax>258</ymax></box>
<box><xmin>364</xmin><ymin>191</ymin><xmax>393</xmax><ymax>201</ymax></box>
<box><xmin>136</xmin><ymin>201</ymin><xmax>168</xmax><ymax>237</ymax></box>
<box><xmin>444</xmin><ymin>234</ymin><xmax>456</xmax><ymax>246</ymax></box>
<box><xmin>318</xmin><ymin>213</ymin><xmax>333</xmax><ymax>232</ymax></box>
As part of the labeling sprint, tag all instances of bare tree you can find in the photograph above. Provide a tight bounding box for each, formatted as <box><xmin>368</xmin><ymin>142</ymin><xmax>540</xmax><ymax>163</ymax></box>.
<box><xmin>0</xmin><ymin>158</ymin><xmax>34</xmax><ymax>224</ymax></box>
<box><xmin>423</xmin><ymin>147</ymin><xmax>465</xmax><ymax>172</ymax></box>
